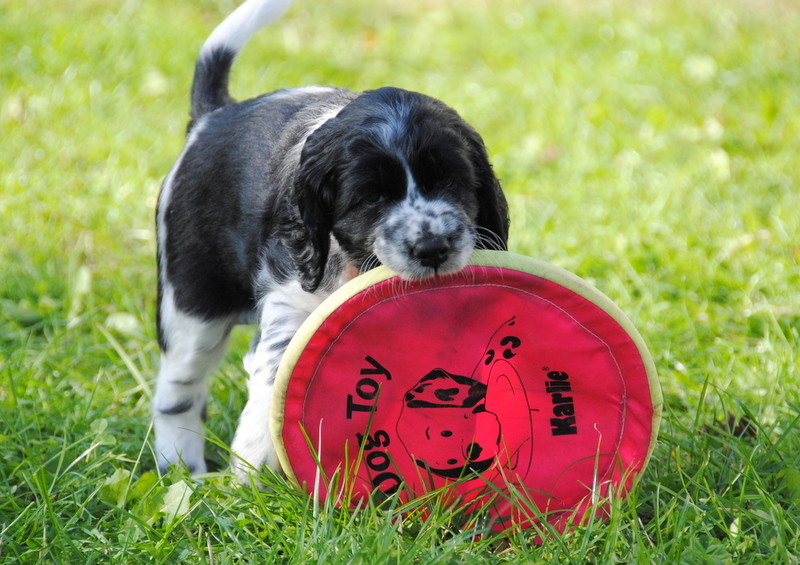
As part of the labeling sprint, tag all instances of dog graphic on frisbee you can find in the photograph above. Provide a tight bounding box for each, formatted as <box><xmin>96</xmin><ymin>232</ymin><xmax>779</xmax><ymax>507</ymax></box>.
<box><xmin>396</xmin><ymin>317</ymin><xmax>535</xmax><ymax>481</ymax></box>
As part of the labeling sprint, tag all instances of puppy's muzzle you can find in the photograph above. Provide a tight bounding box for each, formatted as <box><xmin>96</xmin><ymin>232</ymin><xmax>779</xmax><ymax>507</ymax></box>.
<box><xmin>412</xmin><ymin>235</ymin><xmax>451</xmax><ymax>269</ymax></box>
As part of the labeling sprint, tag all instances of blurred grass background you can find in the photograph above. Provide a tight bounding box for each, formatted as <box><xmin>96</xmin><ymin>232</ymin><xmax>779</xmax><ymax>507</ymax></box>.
<box><xmin>2</xmin><ymin>0</ymin><xmax>799</xmax><ymax>562</ymax></box>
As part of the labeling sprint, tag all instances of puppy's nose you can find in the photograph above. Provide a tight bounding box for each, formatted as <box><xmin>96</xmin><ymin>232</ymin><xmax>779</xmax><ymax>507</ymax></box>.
<box><xmin>412</xmin><ymin>236</ymin><xmax>451</xmax><ymax>269</ymax></box>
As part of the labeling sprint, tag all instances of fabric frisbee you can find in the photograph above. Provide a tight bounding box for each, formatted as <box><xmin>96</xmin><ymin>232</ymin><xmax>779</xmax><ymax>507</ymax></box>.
<box><xmin>271</xmin><ymin>250</ymin><xmax>661</xmax><ymax>531</ymax></box>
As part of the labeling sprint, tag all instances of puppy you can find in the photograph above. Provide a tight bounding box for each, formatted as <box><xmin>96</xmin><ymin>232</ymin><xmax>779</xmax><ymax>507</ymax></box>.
<box><xmin>153</xmin><ymin>0</ymin><xmax>509</xmax><ymax>482</ymax></box>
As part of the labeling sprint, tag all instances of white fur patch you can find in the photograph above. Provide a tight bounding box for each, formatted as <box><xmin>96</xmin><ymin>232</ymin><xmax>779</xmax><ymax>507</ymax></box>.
<box><xmin>231</xmin><ymin>281</ymin><xmax>325</xmax><ymax>480</ymax></box>
<box><xmin>201</xmin><ymin>0</ymin><xmax>295</xmax><ymax>57</ymax></box>
<box><xmin>374</xmin><ymin>165</ymin><xmax>474</xmax><ymax>279</ymax></box>
<box><xmin>267</xmin><ymin>86</ymin><xmax>338</xmax><ymax>100</ymax></box>
<box><xmin>373</xmin><ymin>102</ymin><xmax>411</xmax><ymax>149</ymax></box>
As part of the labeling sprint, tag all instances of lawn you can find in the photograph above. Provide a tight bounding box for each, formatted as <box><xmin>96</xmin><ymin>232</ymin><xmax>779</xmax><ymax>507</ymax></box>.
<box><xmin>2</xmin><ymin>0</ymin><xmax>799</xmax><ymax>562</ymax></box>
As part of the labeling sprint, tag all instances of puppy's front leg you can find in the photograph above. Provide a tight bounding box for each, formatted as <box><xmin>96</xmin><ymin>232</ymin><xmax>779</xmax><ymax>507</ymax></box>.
<box><xmin>230</xmin><ymin>283</ymin><xmax>324</xmax><ymax>484</ymax></box>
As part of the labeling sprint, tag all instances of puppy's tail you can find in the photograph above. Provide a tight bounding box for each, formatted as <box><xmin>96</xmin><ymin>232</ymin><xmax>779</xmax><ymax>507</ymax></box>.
<box><xmin>190</xmin><ymin>0</ymin><xmax>294</xmax><ymax>121</ymax></box>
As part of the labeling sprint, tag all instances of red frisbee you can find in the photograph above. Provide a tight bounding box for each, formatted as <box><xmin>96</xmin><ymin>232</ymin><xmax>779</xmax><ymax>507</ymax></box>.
<box><xmin>271</xmin><ymin>250</ymin><xmax>661</xmax><ymax>532</ymax></box>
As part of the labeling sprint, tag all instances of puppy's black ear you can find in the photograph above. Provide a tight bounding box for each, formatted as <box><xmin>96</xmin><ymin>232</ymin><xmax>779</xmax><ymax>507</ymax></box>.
<box><xmin>287</xmin><ymin>121</ymin><xmax>340</xmax><ymax>292</ymax></box>
<box><xmin>464</xmin><ymin>128</ymin><xmax>510</xmax><ymax>251</ymax></box>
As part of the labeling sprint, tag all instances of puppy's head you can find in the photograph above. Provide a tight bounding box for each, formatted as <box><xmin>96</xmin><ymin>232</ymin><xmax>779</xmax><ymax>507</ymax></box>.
<box><xmin>290</xmin><ymin>87</ymin><xmax>509</xmax><ymax>292</ymax></box>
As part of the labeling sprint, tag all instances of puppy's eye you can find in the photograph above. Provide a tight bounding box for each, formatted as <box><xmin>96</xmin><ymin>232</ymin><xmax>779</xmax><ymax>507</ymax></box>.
<box><xmin>363</xmin><ymin>191</ymin><xmax>385</xmax><ymax>204</ymax></box>
<box><xmin>428</xmin><ymin>178</ymin><xmax>456</xmax><ymax>194</ymax></box>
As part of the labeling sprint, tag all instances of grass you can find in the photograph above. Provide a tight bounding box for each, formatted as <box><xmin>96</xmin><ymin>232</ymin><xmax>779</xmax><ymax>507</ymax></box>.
<box><xmin>2</xmin><ymin>0</ymin><xmax>799</xmax><ymax>562</ymax></box>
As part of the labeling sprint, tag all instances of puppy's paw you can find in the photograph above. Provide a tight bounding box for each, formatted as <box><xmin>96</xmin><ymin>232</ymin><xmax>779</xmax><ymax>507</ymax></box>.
<box><xmin>155</xmin><ymin>428</ymin><xmax>208</xmax><ymax>476</ymax></box>
<box><xmin>230</xmin><ymin>424</ymin><xmax>281</xmax><ymax>485</ymax></box>
<box><xmin>158</xmin><ymin>457</ymin><xmax>209</xmax><ymax>477</ymax></box>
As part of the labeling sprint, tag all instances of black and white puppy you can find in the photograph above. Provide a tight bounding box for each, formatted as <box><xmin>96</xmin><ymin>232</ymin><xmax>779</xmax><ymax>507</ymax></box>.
<box><xmin>153</xmin><ymin>0</ymin><xmax>509</xmax><ymax>482</ymax></box>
